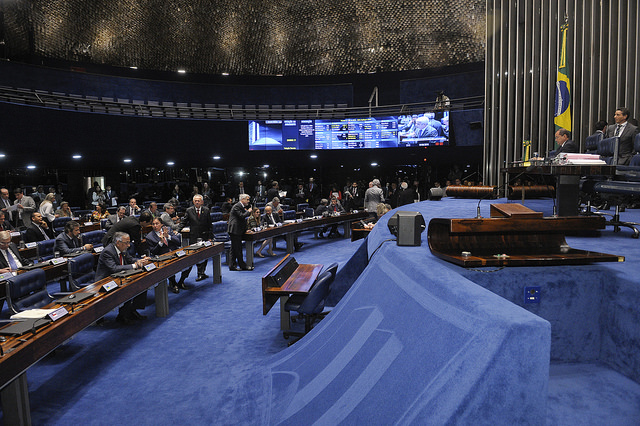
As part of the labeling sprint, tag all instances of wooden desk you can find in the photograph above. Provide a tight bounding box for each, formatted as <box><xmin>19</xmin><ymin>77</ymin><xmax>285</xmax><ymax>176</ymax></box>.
<box><xmin>79</xmin><ymin>222</ymin><xmax>101</xmax><ymax>233</ymax></box>
<box><xmin>262</xmin><ymin>255</ymin><xmax>323</xmax><ymax>330</ymax></box>
<box><xmin>502</xmin><ymin>164</ymin><xmax>616</xmax><ymax>216</ymax></box>
<box><xmin>244</xmin><ymin>212</ymin><xmax>368</xmax><ymax>267</ymax></box>
<box><xmin>428</xmin><ymin>203</ymin><xmax>624</xmax><ymax>267</ymax></box>
<box><xmin>0</xmin><ymin>242</ymin><xmax>224</xmax><ymax>425</ymax></box>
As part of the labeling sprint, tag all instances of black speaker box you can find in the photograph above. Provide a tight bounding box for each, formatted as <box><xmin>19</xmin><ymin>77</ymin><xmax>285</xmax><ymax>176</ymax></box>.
<box><xmin>387</xmin><ymin>211</ymin><xmax>426</xmax><ymax>246</ymax></box>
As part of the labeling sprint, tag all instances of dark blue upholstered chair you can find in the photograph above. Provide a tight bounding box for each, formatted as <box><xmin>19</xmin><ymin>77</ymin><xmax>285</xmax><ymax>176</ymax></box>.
<box><xmin>81</xmin><ymin>230</ymin><xmax>106</xmax><ymax>247</ymax></box>
<box><xmin>282</xmin><ymin>210</ymin><xmax>296</xmax><ymax>221</ymax></box>
<box><xmin>67</xmin><ymin>252</ymin><xmax>96</xmax><ymax>290</ymax></box>
<box><xmin>597</xmin><ymin>136</ymin><xmax>619</xmax><ymax>165</ymax></box>
<box><xmin>36</xmin><ymin>239</ymin><xmax>56</xmax><ymax>262</ymax></box>
<box><xmin>296</xmin><ymin>203</ymin><xmax>309</xmax><ymax>212</ymax></box>
<box><xmin>212</xmin><ymin>220</ymin><xmax>232</xmax><ymax>264</ymax></box>
<box><xmin>210</xmin><ymin>212</ymin><xmax>223</xmax><ymax>222</ymax></box>
<box><xmin>5</xmin><ymin>269</ymin><xmax>54</xmax><ymax>314</ymax></box>
<box><xmin>584</xmin><ymin>133</ymin><xmax>602</xmax><ymax>154</ymax></box>
<box><xmin>52</xmin><ymin>217</ymin><xmax>72</xmax><ymax>234</ymax></box>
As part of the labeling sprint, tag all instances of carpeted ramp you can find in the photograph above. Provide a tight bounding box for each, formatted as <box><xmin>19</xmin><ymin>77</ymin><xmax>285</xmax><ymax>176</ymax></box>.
<box><xmin>259</xmin><ymin>202</ymin><xmax>551</xmax><ymax>424</ymax></box>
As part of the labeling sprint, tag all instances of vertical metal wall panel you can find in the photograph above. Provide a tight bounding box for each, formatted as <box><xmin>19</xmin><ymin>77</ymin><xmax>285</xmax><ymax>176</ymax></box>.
<box><xmin>484</xmin><ymin>0</ymin><xmax>640</xmax><ymax>185</ymax></box>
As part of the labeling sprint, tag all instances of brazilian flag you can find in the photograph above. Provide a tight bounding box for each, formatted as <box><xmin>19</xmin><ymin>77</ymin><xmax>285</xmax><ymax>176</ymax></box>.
<box><xmin>554</xmin><ymin>21</ymin><xmax>571</xmax><ymax>132</ymax></box>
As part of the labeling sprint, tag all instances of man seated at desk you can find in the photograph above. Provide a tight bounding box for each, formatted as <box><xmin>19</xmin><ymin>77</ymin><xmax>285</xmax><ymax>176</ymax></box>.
<box><xmin>0</xmin><ymin>230</ymin><xmax>31</xmax><ymax>273</ymax></box>
<box><xmin>325</xmin><ymin>196</ymin><xmax>345</xmax><ymax>238</ymax></box>
<box><xmin>105</xmin><ymin>206</ymin><xmax>126</xmax><ymax>230</ymax></box>
<box><xmin>95</xmin><ymin>231</ymin><xmax>151</xmax><ymax>324</ymax></box>
<box><xmin>146</xmin><ymin>217</ymin><xmax>189</xmax><ymax>293</ymax></box>
<box><xmin>24</xmin><ymin>212</ymin><xmax>54</xmax><ymax>243</ymax></box>
<box><xmin>0</xmin><ymin>211</ymin><xmax>15</xmax><ymax>231</ymax></box>
<box><xmin>267</xmin><ymin>197</ymin><xmax>284</xmax><ymax>216</ymax></box>
<box><xmin>549</xmin><ymin>128</ymin><xmax>577</xmax><ymax>157</ymax></box>
<box><xmin>55</xmin><ymin>220</ymin><xmax>94</xmax><ymax>255</ymax></box>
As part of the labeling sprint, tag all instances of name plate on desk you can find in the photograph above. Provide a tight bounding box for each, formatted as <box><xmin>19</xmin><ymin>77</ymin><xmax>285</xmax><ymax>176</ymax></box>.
<box><xmin>101</xmin><ymin>280</ymin><xmax>118</xmax><ymax>292</ymax></box>
<box><xmin>48</xmin><ymin>306</ymin><xmax>69</xmax><ymax>322</ymax></box>
<box><xmin>0</xmin><ymin>272</ymin><xmax>13</xmax><ymax>281</ymax></box>
<box><xmin>10</xmin><ymin>231</ymin><xmax>20</xmax><ymax>237</ymax></box>
<box><xmin>144</xmin><ymin>263</ymin><xmax>157</xmax><ymax>272</ymax></box>
<box><xmin>203</xmin><ymin>240</ymin><xmax>212</xmax><ymax>247</ymax></box>
<box><xmin>25</xmin><ymin>242</ymin><xmax>37</xmax><ymax>249</ymax></box>
<box><xmin>296</xmin><ymin>219</ymin><xmax>303</xmax><ymax>223</ymax></box>
<box><xmin>176</xmin><ymin>250</ymin><xmax>186</xmax><ymax>257</ymax></box>
<box><xmin>84</xmin><ymin>221</ymin><xmax>93</xmax><ymax>226</ymax></box>
<box><xmin>94</xmin><ymin>246</ymin><xmax>104</xmax><ymax>253</ymax></box>
<box><xmin>50</xmin><ymin>257</ymin><xmax>67</xmax><ymax>266</ymax></box>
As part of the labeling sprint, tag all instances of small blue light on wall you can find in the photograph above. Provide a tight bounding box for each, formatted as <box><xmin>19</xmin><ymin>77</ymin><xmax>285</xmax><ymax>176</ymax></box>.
<box><xmin>524</xmin><ymin>286</ymin><xmax>541</xmax><ymax>304</ymax></box>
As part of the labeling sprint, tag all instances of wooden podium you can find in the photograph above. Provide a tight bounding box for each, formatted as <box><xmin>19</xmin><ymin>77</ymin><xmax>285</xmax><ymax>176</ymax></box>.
<box><xmin>427</xmin><ymin>203</ymin><xmax>624</xmax><ymax>267</ymax></box>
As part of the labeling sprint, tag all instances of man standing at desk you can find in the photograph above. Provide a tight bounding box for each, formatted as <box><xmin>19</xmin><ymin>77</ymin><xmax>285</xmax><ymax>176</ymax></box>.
<box><xmin>227</xmin><ymin>193</ymin><xmax>253</xmax><ymax>271</ymax></box>
<box><xmin>95</xmin><ymin>231</ymin><xmax>150</xmax><ymax>324</ymax></box>
<box><xmin>605</xmin><ymin>108</ymin><xmax>639</xmax><ymax>165</ymax></box>
<box><xmin>13</xmin><ymin>188</ymin><xmax>36</xmax><ymax>229</ymax></box>
<box><xmin>179</xmin><ymin>194</ymin><xmax>212</xmax><ymax>281</ymax></box>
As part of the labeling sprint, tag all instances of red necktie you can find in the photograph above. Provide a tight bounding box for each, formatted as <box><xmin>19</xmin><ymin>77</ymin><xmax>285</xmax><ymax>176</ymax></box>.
<box><xmin>197</xmin><ymin>209</ymin><xmax>200</xmax><ymax>218</ymax></box>
<box><xmin>119</xmin><ymin>253</ymin><xmax>124</xmax><ymax>265</ymax></box>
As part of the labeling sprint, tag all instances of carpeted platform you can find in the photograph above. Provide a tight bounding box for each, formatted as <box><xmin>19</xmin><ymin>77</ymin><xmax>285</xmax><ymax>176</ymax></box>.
<box><xmin>1</xmin><ymin>197</ymin><xmax>639</xmax><ymax>424</ymax></box>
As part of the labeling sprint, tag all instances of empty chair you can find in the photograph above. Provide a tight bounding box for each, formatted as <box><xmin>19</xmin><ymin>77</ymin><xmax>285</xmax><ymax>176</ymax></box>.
<box><xmin>5</xmin><ymin>269</ymin><xmax>54</xmax><ymax>314</ymax></box>
<box><xmin>629</xmin><ymin>134</ymin><xmax>640</xmax><ymax>167</ymax></box>
<box><xmin>212</xmin><ymin>220</ymin><xmax>232</xmax><ymax>264</ymax></box>
<box><xmin>67</xmin><ymin>252</ymin><xmax>96</xmax><ymax>290</ymax></box>
<box><xmin>36</xmin><ymin>239</ymin><xmax>56</xmax><ymax>261</ymax></box>
<box><xmin>210</xmin><ymin>212</ymin><xmax>223</xmax><ymax>222</ymax></box>
<box><xmin>283</xmin><ymin>269</ymin><xmax>335</xmax><ymax>344</ymax></box>
<box><xmin>282</xmin><ymin>210</ymin><xmax>296</xmax><ymax>221</ymax></box>
<box><xmin>584</xmin><ymin>133</ymin><xmax>602</xmax><ymax>154</ymax></box>
<box><xmin>210</xmin><ymin>205</ymin><xmax>221</xmax><ymax>213</ymax></box>
<box><xmin>81</xmin><ymin>229</ymin><xmax>106</xmax><ymax>247</ymax></box>
<box><xmin>52</xmin><ymin>216</ymin><xmax>72</xmax><ymax>234</ymax></box>
<box><xmin>296</xmin><ymin>203</ymin><xmax>309</xmax><ymax>212</ymax></box>
<box><xmin>597</xmin><ymin>137</ymin><xmax>620</xmax><ymax>165</ymax></box>
<box><xmin>304</xmin><ymin>207</ymin><xmax>314</xmax><ymax>218</ymax></box>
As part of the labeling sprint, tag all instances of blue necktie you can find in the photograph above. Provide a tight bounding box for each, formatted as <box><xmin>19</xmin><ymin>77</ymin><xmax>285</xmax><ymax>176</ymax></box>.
<box><xmin>4</xmin><ymin>249</ymin><xmax>18</xmax><ymax>269</ymax></box>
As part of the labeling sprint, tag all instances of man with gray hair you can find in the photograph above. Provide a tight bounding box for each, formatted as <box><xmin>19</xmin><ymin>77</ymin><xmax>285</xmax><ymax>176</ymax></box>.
<box><xmin>160</xmin><ymin>202</ymin><xmax>180</xmax><ymax>230</ymax></box>
<box><xmin>179</xmin><ymin>194</ymin><xmax>212</xmax><ymax>282</ymax></box>
<box><xmin>227</xmin><ymin>194</ymin><xmax>253</xmax><ymax>271</ymax></box>
<box><xmin>95</xmin><ymin>231</ymin><xmax>151</xmax><ymax>324</ymax></box>
<box><xmin>364</xmin><ymin>179</ymin><xmax>385</xmax><ymax>217</ymax></box>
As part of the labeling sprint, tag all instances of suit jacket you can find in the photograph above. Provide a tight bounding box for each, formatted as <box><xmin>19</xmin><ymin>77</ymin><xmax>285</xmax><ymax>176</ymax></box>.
<box><xmin>364</xmin><ymin>186</ymin><xmax>385</xmax><ymax>212</ymax></box>
<box><xmin>102</xmin><ymin>216</ymin><xmax>142</xmax><ymax>248</ymax></box>
<box><xmin>55</xmin><ymin>232</ymin><xmax>84</xmax><ymax>255</ymax></box>
<box><xmin>554</xmin><ymin>140</ymin><xmax>578</xmax><ymax>155</ymax></box>
<box><xmin>14</xmin><ymin>195</ymin><xmax>36</xmax><ymax>228</ymax></box>
<box><xmin>94</xmin><ymin>243</ymin><xmax>137</xmax><ymax>281</ymax></box>
<box><xmin>0</xmin><ymin>243</ymin><xmax>31</xmax><ymax>269</ymax></box>
<box><xmin>24</xmin><ymin>223</ymin><xmax>54</xmax><ymax>243</ymax></box>
<box><xmin>263</xmin><ymin>211</ymin><xmax>282</xmax><ymax>225</ymax></box>
<box><xmin>105</xmin><ymin>214</ymin><xmax>122</xmax><ymax>230</ymax></box>
<box><xmin>146</xmin><ymin>230</ymin><xmax>181</xmax><ymax>256</ymax></box>
<box><xmin>179</xmin><ymin>205</ymin><xmax>212</xmax><ymax>241</ymax></box>
<box><xmin>327</xmin><ymin>202</ymin><xmax>345</xmax><ymax>214</ymax></box>
<box><xmin>606</xmin><ymin>122</ymin><xmax>639</xmax><ymax>165</ymax></box>
<box><xmin>0</xmin><ymin>219</ymin><xmax>15</xmax><ymax>231</ymax></box>
<box><xmin>160</xmin><ymin>212</ymin><xmax>180</xmax><ymax>230</ymax></box>
<box><xmin>125</xmin><ymin>205</ymin><xmax>141</xmax><ymax>216</ymax></box>
<box><xmin>397</xmin><ymin>188</ymin><xmax>416</xmax><ymax>206</ymax></box>
<box><xmin>227</xmin><ymin>202</ymin><xmax>251</xmax><ymax>235</ymax></box>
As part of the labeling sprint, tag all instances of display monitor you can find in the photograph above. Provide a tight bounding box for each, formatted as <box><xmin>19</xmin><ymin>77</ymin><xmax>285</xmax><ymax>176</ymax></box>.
<box><xmin>249</xmin><ymin>112</ymin><xmax>449</xmax><ymax>150</ymax></box>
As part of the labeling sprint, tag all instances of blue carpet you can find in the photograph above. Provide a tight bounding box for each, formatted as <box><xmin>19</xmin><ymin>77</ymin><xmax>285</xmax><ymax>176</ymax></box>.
<box><xmin>1</xmin><ymin>198</ymin><xmax>639</xmax><ymax>424</ymax></box>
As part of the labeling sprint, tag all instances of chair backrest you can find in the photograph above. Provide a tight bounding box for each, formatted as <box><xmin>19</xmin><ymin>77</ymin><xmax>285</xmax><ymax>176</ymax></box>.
<box><xmin>210</xmin><ymin>205</ymin><xmax>221</xmax><ymax>212</ymax></box>
<box><xmin>298</xmin><ymin>272</ymin><xmax>333</xmax><ymax>315</ymax></box>
<box><xmin>82</xmin><ymin>229</ymin><xmax>106</xmax><ymax>247</ymax></box>
<box><xmin>212</xmin><ymin>220</ymin><xmax>230</xmax><ymax>242</ymax></box>
<box><xmin>597</xmin><ymin>137</ymin><xmax>619</xmax><ymax>164</ymax></box>
<box><xmin>304</xmin><ymin>207</ymin><xmax>314</xmax><ymax>218</ymax></box>
<box><xmin>67</xmin><ymin>252</ymin><xmax>96</xmax><ymax>290</ymax></box>
<box><xmin>255</xmin><ymin>202</ymin><xmax>266</xmax><ymax>209</ymax></box>
<box><xmin>210</xmin><ymin>212</ymin><xmax>223</xmax><ymax>222</ymax></box>
<box><xmin>52</xmin><ymin>216</ymin><xmax>72</xmax><ymax>234</ymax></box>
<box><xmin>634</xmin><ymin>133</ymin><xmax>640</xmax><ymax>153</ymax></box>
<box><xmin>584</xmin><ymin>133</ymin><xmax>602</xmax><ymax>153</ymax></box>
<box><xmin>296</xmin><ymin>203</ymin><xmax>309</xmax><ymax>212</ymax></box>
<box><xmin>6</xmin><ymin>268</ymin><xmax>52</xmax><ymax>314</ymax></box>
<box><xmin>37</xmin><ymin>239</ymin><xmax>56</xmax><ymax>261</ymax></box>
<box><xmin>323</xmin><ymin>262</ymin><xmax>339</xmax><ymax>281</ymax></box>
<box><xmin>283</xmin><ymin>210</ymin><xmax>296</xmax><ymax>221</ymax></box>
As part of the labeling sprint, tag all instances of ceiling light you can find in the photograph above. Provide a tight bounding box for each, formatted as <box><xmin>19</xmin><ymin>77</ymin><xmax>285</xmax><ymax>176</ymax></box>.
<box><xmin>72</xmin><ymin>154</ymin><xmax>82</xmax><ymax>159</ymax></box>
<box><xmin>124</xmin><ymin>158</ymin><xmax>132</xmax><ymax>163</ymax></box>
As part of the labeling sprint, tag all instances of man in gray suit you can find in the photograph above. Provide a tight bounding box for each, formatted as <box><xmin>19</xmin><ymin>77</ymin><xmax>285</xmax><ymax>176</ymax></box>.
<box><xmin>605</xmin><ymin>108</ymin><xmax>639</xmax><ymax>165</ymax></box>
<box><xmin>227</xmin><ymin>193</ymin><xmax>253</xmax><ymax>271</ymax></box>
<box><xmin>13</xmin><ymin>188</ymin><xmax>36</xmax><ymax>229</ymax></box>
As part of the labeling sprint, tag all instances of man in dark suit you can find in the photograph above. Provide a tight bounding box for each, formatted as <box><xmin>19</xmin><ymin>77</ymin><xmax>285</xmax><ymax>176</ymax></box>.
<box><xmin>104</xmin><ymin>185</ymin><xmax>118</xmax><ymax>207</ymax></box>
<box><xmin>55</xmin><ymin>220</ymin><xmax>93</xmax><ymax>255</ymax></box>
<box><xmin>0</xmin><ymin>187</ymin><xmax>13</xmax><ymax>225</ymax></box>
<box><xmin>550</xmin><ymin>128</ymin><xmax>578</xmax><ymax>157</ymax></box>
<box><xmin>24</xmin><ymin>212</ymin><xmax>54</xmax><ymax>243</ymax></box>
<box><xmin>605</xmin><ymin>108</ymin><xmax>639</xmax><ymax>165</ymax></box>
<box><xmin>178</xmin><ymin>194</ymin><xmax>213</xmax><ymax>281</ymax></box>
<box><xmin>227</xmin><ymin>193</ymin><xmax>253</xmax><ymax>271</ymax></box>
<box><xmin>266</xmin><ymin>181</ymin><xmax>280</xmax><ymax>203</ymax></box>
<box><xmin>0</xmin><ymin>230</ymin><xmax>32</xmax><ymax>273</ymax></box>
<box><xmin>397</xmin><ymin>182</ymin><xmax>416</xmax><ymax>206</ymax></box>
<box><xmin>147</xmin><ymin>217</ymin><xmax>189</xmax><ymax>293</ymax></box>
<box><xmin>125</xmin><ymin>198</ymin><xmax>142</xmax><ymax>216</ymax></box>
<box><xmin>102</xmin><ymin>211</ymin><xmax>153</xmax><ymax>255</ymax></box>
<box><xmin>95</xmin><ymin>231</ymin><xmax>151</xmax><ymax>324</ymax></box>
<box><xmin>0</xmin><ymin>211</ymin><xmax>15</xmax><ymax>231</ymax></box>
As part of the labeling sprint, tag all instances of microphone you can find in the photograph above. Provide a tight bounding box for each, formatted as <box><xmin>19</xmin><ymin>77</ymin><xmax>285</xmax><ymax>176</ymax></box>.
<box><xmin>476</xmin><ymin>169</ymin><xmax>529</xmax><ymax>218</ymax></box>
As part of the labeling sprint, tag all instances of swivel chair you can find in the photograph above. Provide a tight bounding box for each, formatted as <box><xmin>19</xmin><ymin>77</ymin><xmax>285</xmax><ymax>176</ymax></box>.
<box><xmin>67</xmin><ymin>252</ymin><xmax>96</xmax><ymax>290</ymax></box>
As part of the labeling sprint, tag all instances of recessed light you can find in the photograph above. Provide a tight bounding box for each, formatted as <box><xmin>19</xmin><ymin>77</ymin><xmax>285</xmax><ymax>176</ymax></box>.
<box><xmin>72</xmin><ymin>154</ymin><xmax>82</xmax><ymax>159</ymax></box>
<box><xmin>310</xmin><ymin>154</ymin><xmax>318</xmax><ymax>159</ymax></box>
<box><xmin>130</xmin><ymin>66</ymin><xmax>138</xmax><ymax>70</ymax></box>
<box><xmin>0</xmin><ymin>154</ymin><xmax>5</xmax><ymax>158</ymax></box>
<box><xmin>124</xmin><ymin>159</ymin><xmax>132</xmax><ymax>163</ymax></box>
<box><xmin>177</xmin><ymin>69</ymin><xmax>186</xmax><ymax>74</ymax></box>
<box><xmin>167</xmin><ymin>161</ymin><xmax>175</xmax><ymax>166</ymax></box>
<box><xmin>27</xmin><ymin>165</ymin><xmax>36</xmax><ymax>169</ymax></box>
<box><xmin>213</xmin><ymin>156</ymin><xmax>221</xmax><ymax>160</ymax></box>
<box><xmin>263</xmin><ymin>164</ymin><xmax>269</xmax><ymax>168</ymax></box>
<box><xmin>222</xmin><ymin>72</ymin><xmax>229</xmax><ymax>76</ymax></box>
<box><xmin>371</xmin><ymin>162</ymin><xmax>378</xmax><ymax>166</ymax></box>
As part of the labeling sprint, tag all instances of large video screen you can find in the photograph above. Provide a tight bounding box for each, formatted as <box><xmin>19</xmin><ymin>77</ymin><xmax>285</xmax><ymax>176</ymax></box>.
<box><xmin>249</xmin><ymin>112</ymin><xmax>449</xmax><ymax>150</ymax></box>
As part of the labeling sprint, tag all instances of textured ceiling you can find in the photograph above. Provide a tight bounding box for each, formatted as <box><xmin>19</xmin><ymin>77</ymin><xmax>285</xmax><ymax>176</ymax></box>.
<box><xmin>0</xmin><ymin>0</ymin><xmax>486</xmax><ymax>76</ymax></box>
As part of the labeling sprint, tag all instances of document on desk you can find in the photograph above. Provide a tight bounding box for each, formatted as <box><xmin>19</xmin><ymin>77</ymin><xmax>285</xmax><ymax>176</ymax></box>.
<box><xmin>11</xmin><ymin>308</ymin><xmax>58</xmax><ymax>320</ymax></box>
